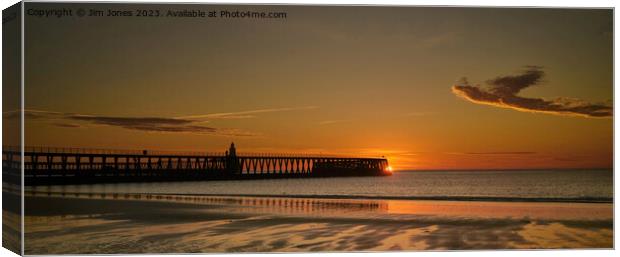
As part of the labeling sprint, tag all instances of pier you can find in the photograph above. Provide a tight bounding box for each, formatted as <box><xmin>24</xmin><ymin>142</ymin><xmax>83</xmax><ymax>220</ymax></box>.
<box><xmin>3</xmin><ymin>143</ymin><xmax>391</xmax><ymax>185</ymax></box>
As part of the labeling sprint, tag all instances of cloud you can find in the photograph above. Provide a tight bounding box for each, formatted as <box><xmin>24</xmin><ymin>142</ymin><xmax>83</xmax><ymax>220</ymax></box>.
<box><xmin>3</xmin><ymin>109</ymin><xmax>65</xmax><ymax>120</ymax></box>
<box><xmin>177</xmin><ymin>106</ymin><xmax>318</xmax><ymax>120</ymax></box>
<box><xmin>18</xmin><ymin>106</ymin><xmax>316</xmax><ymax>136</ymax></box>
<box><xmin>445</xmin><ymin>151</ymin><xmax>536</xmax><ymax>156</ymax></box>
<box><xmin>461</xmin><ymin>151</ymin><xmax>535</xmax><ymax>155</ymax></box>
<box><xmin>452</xmin><ymin>66</ymin><xmax>612</xmax><ymax>118</ymax></box>
<box><xmin>53</xmin><ymin>123</ymin><xmax>83</xmax><ymax>128</ymax></box>
<box><xmin>67</xmin><ymin>115</ymin><xmax>215</xmax><ymax>133</ymax></box>
<box><xmin>21</xmin><ymin>110</ymin><xmax>256</xmax><ymax>136</ymax></box>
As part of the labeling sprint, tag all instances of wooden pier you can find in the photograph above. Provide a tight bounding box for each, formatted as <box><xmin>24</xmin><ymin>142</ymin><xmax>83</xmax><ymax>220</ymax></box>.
<box><xmin>3</xmin><ymin>143</ymin><xmax>391</xmax><ymax>185</ymax></box>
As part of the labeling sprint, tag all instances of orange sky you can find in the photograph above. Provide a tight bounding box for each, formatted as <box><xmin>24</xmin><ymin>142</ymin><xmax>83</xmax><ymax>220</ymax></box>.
<box><xmin>11</xmin><ymin>4</ymin><xmax>612</xmax><ymax>170</ymax></box>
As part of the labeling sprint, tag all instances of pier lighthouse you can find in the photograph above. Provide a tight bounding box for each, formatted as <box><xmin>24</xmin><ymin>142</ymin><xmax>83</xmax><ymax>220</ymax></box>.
<box><xmin>228</xmin><ymin>142</ymin><xmax>237</xmax><ymax>157</ymax></box>
<box><xmin>225</xmin><ymin>142</ymin><xmax>240</xmax><ymax>174</ymax></box>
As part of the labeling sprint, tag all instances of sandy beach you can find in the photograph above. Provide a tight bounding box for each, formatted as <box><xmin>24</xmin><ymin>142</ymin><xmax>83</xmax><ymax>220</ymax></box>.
<box><xmin>23</xmin><ymin>192</ymin><xmax>613</xmax><ymax>254</ymax></box>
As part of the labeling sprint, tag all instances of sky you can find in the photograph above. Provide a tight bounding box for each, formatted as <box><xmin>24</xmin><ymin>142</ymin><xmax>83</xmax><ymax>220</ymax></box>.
<box><xmin>16</xmin><ymin>3</ymin><xmax>613</xmax><ymax>170</ymax></box>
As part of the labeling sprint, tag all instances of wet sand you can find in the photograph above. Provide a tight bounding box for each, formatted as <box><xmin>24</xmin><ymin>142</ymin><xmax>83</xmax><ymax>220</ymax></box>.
<box><xmin>23</xmin><ymin>192</ymin><xmax>613</xmax><ymax>254</ymax></box>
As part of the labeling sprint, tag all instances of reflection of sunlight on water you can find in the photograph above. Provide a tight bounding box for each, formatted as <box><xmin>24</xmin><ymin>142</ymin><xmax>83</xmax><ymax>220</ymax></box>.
<box><xmin>26</xmin><ymin>190</ymin><xmax>389</xmax><ymax>217</ymax></box>
<box><xmin>386</xmin><ymin>200</ymin><xmax>613</xmax><ymax>220</ymax></box>
<box><xmin>25</xmin><ymin>190</ymin><xmax>613</xmax><ymax>220</ymax></box>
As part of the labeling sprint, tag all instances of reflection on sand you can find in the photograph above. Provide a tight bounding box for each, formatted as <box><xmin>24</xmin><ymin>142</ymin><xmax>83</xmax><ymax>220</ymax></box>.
<box><xmin>25</xmin><ymin>191</ymin><xmax>389</xmax><ymax>216</ymax></box>
<box><xmin>23</xmin><ymin>191</ymin><xmax>613</xmax><ymax>254</ymax></box>
<box><xmin>386</xmin><ymin>200</ymin><xmax>613</xmax><ymax>220</ymax></box>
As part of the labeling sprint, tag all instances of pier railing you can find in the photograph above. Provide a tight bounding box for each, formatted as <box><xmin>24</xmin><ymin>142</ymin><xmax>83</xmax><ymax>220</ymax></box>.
<box><xmin>3</xmin><ymin>146</ymin><xmax>380</xmax><ymax>158</ymax></box>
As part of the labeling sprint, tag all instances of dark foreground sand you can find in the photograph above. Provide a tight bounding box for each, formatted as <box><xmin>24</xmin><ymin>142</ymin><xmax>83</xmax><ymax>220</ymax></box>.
<box><xmin>21</xmin><ymin>192</ymin><xmax>613</xmax><ymax>254</ymax></box>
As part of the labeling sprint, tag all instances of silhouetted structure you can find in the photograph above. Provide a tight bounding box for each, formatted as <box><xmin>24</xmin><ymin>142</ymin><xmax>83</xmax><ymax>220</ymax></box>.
<box><xmin>226</xmin><ymin>142</ymin><xmax>240</xmax><ymax>174</ymax></box>
<box><xmin>3</xmin><ymin>143</ymin><xmax>391</xmax><ymax>185</ymax></box>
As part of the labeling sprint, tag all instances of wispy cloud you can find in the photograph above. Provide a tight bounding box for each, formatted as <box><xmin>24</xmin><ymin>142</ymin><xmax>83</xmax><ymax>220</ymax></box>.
<box><xmin>53</xmin><ymin>123</ymin><xmax>83</xmax><ymax>128</ymax></box>
<box><xmin>318</xmin><ymin>119</ymin><xmax>351</xmax><ymax>125</ymax></box>
<box><xmin>462</xmin><ymin>151</ymin><xmax>535</xmax><ymax>155</ymax></box>
<box><xmin>446</xmin><ymin>151</ymin><xmax>536</xmax><ymax>155</ymax></box>
<box><xmin>16</xmin><ymin>107</ymin><xmax>321</xmax><ymax>137</ymax></box>
<box><xmin>15</xmin><ymin>106</ymin><xmax>317</xmax><ymax>136</ymax></box>
<box><xmin>68</xmin><ymin>115</ymin><xmax>218</xmax><ymax>133</ymax></box>
<box><xmin>452</xmin><ymin>66</ymin><xmax>612</xmax><ymax>118</ymax></box>
<box><xmin>177</xmin><ymin>106</ymin><xmax>318</xmax><ymax>120</ymax></box>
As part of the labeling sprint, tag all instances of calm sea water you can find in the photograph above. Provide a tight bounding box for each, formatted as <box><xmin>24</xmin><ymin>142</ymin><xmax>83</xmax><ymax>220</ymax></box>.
<box><xmin>28</xmin><ymin>169</ymin><xmax>613</xmax><ymax>201</ymax></box>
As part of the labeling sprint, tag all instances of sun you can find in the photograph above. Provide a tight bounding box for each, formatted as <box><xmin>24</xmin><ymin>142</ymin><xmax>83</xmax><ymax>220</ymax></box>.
<box><xmin>385</xmin><ymin>166</ymin><xmax>393</xmax><ymax>174</ymax></box>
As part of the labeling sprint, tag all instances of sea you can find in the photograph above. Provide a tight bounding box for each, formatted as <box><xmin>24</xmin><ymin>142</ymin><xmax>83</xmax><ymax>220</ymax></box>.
<box><xmin>19</xmin><ymin>169</ymin><xmax>614</xmax><ymax>252</ymax></box>
<box><xmin>27</xmin><ymin>169</ymin><xmax>613</xmax><ymax>202</ymax></box>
